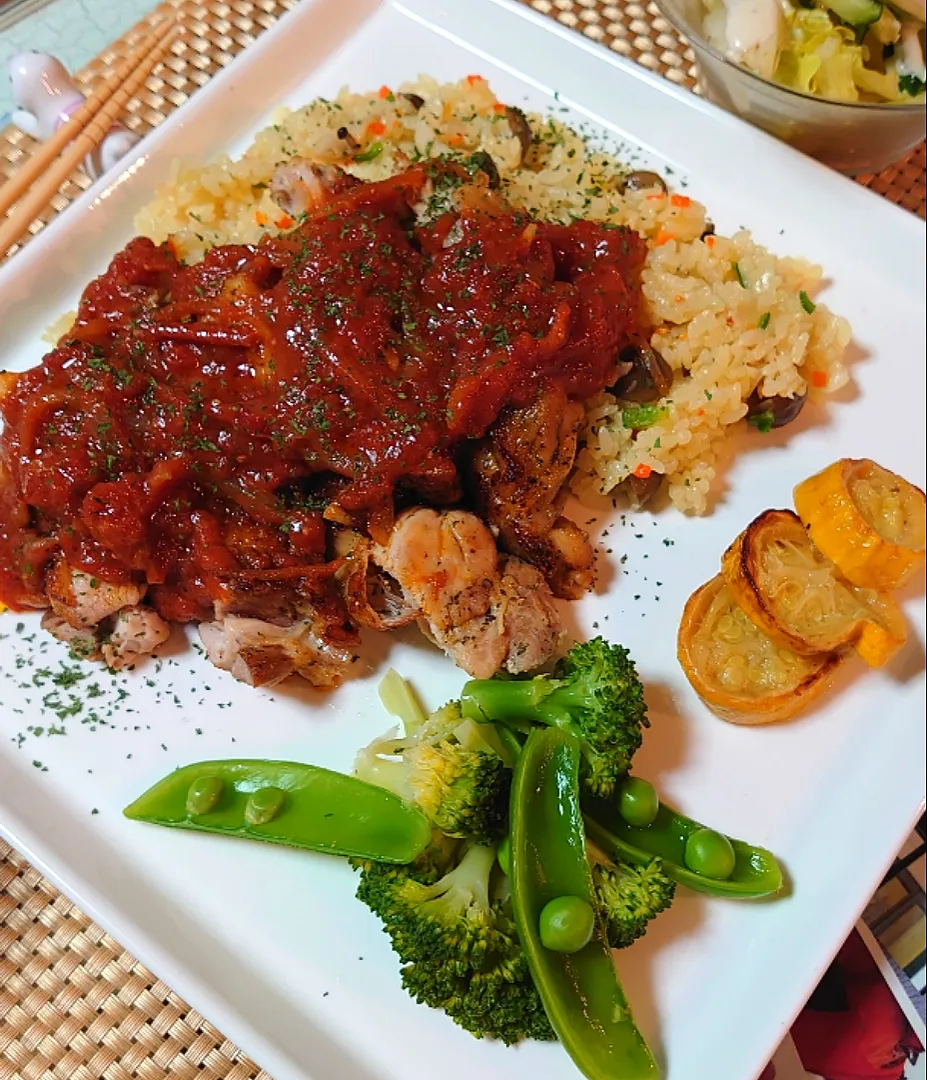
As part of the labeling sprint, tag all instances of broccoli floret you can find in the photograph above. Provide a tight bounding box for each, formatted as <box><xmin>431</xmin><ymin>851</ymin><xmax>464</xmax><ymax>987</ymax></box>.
<box><xmin>355</xmin><ymin>839</ymin><xmax>554</xmax><ymax>1044</ymax></box>
<box><xmin>460</xmin><ymin>637</ymin><xmax>649</xmax><ymax>798</ymax></box>
<box><xmin>592</xmin><ymin>857</ymin><xmax>676</xmax><ymax>949</ymax></box>
<box><xmin>355</xmin><ymin>702</ymin><xmax>510</xmax><ymax>845</ymax></box>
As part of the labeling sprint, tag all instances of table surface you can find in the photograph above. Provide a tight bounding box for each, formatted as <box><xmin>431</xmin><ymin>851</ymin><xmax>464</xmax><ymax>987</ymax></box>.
<box><xmin>0</xmin><ymin>2</ymin><xmax>924</xmax><ymax>1078</ymax></box>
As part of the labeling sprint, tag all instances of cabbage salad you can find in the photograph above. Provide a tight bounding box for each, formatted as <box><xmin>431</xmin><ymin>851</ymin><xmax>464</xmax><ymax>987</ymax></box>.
<box><xmin>702</xmin><ymin>0</ymin><xmax>926</xmax><ymax>101</ymax></box>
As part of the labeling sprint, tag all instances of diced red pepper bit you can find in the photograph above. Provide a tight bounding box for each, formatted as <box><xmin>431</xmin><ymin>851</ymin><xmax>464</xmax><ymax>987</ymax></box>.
<box><xmin>492</xmin><ymin>102</ymin><xmax>507</xmax><ymax>113</ymax></box>
<box><xmin>276</xmin><ymin>214</ymin><xmax>294</xmax><ymax>229</ymax></box>
<box><xmin>811</xmin><ymin>370</ymin><xmax>828</xmax><ymax>388</ymax></box>
<box><xmin>466</xmin><ymin>74</ymin><xmax>484</xmax><ymax>86</ymax></box>
<box><xmin>633</xmin><ymin>464</ymin><xmax>653</xmax><ymax>479</ymax></box>
<box><xmin>670</xmin><ymin>194</ymin><xmax>691</xmax><ymax>208</ymax></box>
<box><xmin>654</xmin><ymin>230</ymin><xmax>674</xmax><ymax>246</ymax></box>
<box><xmin>378</xmin><ymin>85</ymin><xmax>392</xmax><ymax>99</ymax></box>
<box><xmin>705</xmin><ymin>235</ymin><xmax>716</xmax><ymax>249</ymax></box>
<box><xmin>367</xmin><ymin>120</ymin><xmax>386</xmax><ymax>136</ymax></box>
<box><xmin>254</xmin><ymin>210</ymin><xmax>268</xmax><ymax>226</ymax></box>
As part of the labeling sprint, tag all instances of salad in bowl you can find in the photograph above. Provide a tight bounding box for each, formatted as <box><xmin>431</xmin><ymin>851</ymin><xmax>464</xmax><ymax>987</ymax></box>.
<box><xmin>701</xmin><ymin>0</ymin><xmax>926</xmax><ymax>101</ymax></box>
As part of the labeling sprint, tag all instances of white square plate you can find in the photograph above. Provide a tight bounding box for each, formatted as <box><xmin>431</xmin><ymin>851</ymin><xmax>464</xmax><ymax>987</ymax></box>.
<box><xmin>1</xmin><ymin>3</ymin><xmax>925</xmax><ymax>1079</ymax></box>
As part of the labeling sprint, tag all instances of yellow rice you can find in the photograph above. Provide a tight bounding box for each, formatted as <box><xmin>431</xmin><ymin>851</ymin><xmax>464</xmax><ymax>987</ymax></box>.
<box><xmin>135</xmin><ymin>75</ymin><xmax>851</xmax><ymax>513</ymax></box>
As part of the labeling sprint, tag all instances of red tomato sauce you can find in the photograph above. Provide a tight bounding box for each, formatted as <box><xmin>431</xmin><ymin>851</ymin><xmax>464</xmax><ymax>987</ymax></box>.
<box><xmin>0</xmin><ymin>166</ymin><xmax>645</xmax><ymax>622</ymax></box>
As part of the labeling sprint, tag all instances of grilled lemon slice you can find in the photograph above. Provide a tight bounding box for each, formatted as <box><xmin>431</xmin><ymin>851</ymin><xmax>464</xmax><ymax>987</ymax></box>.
<box><xmin>721</xmin><ymin>509</ymin><xmax>906</xmax><ymax>667</ymax></box>
<box><xmin>678</xmin><ymin>575</ymin><xmax>842</xmax><ymax>724</ymax></box>
<box><xmin>794</xmin><ymin>459</ymin><xmax>926</xmax><ymax>590</ymax></box>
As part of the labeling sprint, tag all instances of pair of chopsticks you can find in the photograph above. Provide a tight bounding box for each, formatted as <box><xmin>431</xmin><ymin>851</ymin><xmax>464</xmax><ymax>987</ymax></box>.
<box><xmin>0</xmin><ymin>14</ymin><xmax>179</xmax><ymax>256</ymax></box>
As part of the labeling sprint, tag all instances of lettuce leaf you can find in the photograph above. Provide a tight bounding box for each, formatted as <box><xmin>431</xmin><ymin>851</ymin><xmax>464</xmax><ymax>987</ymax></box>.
<box><xmin>772</xmin><ymin>5</ymin><xmax>910</xmax><ymax>100</ymax></box>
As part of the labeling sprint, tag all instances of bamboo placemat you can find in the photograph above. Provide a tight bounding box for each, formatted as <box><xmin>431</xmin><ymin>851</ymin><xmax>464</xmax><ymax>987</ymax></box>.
<box><xmin>1</xmin><ymin>1</ymin><xmax>924</xmax><ymax>1077</ymax></box>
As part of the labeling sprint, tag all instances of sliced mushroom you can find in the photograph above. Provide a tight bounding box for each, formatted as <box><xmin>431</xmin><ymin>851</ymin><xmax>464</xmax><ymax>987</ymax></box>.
<box><xmin>336</xmin><ymin>126</ymin><xmax>360</xmax><ymax>153</ymax></box>
<box><xmin>624</xmin><ymin>470</ymin><xmax>664</xmax><ymax>508</ymax></box>
<box><xmin>505</xmin><ymin>105</ymin><xmax>533</xmax><ymax>162</ymax></box>
<box><xmin>619</xmin><ymin>170</ymin><xmax>667</xmax><ymax>194</ymax></box>
<box><xmin>401</xmin><ymin>92</ymin><xmax>425</xmax><ymax>110</ymax></box>
<box><xmin>609</xmin><ymin>344</ymin><xmax>674</xmax><ymax>402</ymax></box>
<box><xmin>746</xmin><ymin>388</ymin><xmax>806</xmax><ymax>429</ymax></box>
<box><xmin>466</xmin><ymin>150</ymin><xmax>501</xmax><ymax>189</ymax></box>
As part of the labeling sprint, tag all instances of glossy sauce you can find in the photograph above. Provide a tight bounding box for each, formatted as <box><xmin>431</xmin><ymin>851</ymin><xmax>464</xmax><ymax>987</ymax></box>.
<box><xmin>0</xmin><ymin>166</ymin><xmax>645</xmax><ymax>621</ymax></box>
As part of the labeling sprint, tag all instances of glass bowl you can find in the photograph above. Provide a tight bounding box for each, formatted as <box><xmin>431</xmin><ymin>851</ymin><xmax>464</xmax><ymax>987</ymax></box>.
<box><xmin>654</xmin><ymin>0</ymin><xmax>926</xmax><ymax>175</ymax></box>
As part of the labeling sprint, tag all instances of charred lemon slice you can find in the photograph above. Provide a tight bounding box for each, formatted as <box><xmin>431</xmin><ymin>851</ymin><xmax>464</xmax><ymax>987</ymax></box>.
<box><xmin>721</xmin><ymin>509</ymin><xmax>906</xmax><ymax>667</ymax></box>
<box><xmin>678</xmin><ymin>575</ymin><xmax>842</xmax><ymax>724</ymax></box>
<box><xmin>794</xmin><ymin>459</ymin><xmax>926</xmax><ymax>590</ymax></box>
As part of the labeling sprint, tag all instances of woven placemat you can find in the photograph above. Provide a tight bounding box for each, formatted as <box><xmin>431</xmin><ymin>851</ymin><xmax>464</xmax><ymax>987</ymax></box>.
<box><xmin>0</xmin><ymin>1</ymin><xmax>924</xmax><ymax>1078</ymax></box>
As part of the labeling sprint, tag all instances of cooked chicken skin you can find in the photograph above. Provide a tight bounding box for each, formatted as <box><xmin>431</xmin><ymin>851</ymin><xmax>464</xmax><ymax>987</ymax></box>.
<box><xmin>102</xmin><ymin>606</ymin><xmax>171</xmax><ymax>670</ymax></box>
<box><xmin>199</xmin><ymin>615</ymin><xmax>358</xmax><ymax>689</ymax></box>
<box><xmin>371</xmin><ymin>507</ymin><xmax>561</xmax><ymax>678</ymax></box>
<box><xmin>375</xmin><ymin>508</ymin><xmax>498</xmax><ymax>635</ymax></box>
<box><xmin>471</xmin><ymin>384</ymin><xmax>595</xmax><ymax>600</ymax></box>
<box><xmin>40</xmin><ymin>611</ymin><xmax>103</xmax><ymax>661</ymax></box>
<box><xmin>45</xmin><ymin>557</ymin><xmax>145</xmax><ymax>629</ymax></box>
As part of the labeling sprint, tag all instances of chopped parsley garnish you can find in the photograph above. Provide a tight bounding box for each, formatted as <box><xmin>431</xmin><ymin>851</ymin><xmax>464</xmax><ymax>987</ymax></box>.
<box><xmin>899</xmin><ymin>73</ymin><xmax>926</xmax><ymax>96</ymax></box>
<box><xmin>749</xmin><ymin>410</ymin><xmax>775</xmax><ymax>434</ymax></box>
<box><xmin>799</xmin><ymin>290</ymin><xmax>816</xmax><ymax>314</ymax></box>
<box><xmin>758</xmin><ymin>311</ymin><xmax>771</xmax><ymax>330</ymax></box>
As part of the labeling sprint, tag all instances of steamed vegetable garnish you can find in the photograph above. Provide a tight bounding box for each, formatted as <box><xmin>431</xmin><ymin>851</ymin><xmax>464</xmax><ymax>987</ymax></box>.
<box><xmin>680</xmin><ymin>458</ymin><xmax>924</xmax><ymax>725</ymax></box>
<box><xmin>123</xmin><ymin>759</ymin><xmax>432</xmax><ymax>864</ymax></box>
<box><xmin>353</xmin><ymin>837</ymin><xmax>554</xmax><ymax>1044</ymax></box>
<box><xmin>721</xmin><ymin>509</ymin><xmax>907</xmax><ymax>667</ymax></box>
<box><xmin>460</xmin><ymin>637</ymin><xmax>649</xmax><ymax>798</ymax></box>
<box><xmin>794</xmin><ymin>459</ymin><xmax>926</xmax><ymax>590</ymax></box>
<box><xmin>120</xmin><ymin>648</ymin><xmax>787</xmax><ymax>1073</ymax></box>
<box><xmin>509</xmin><ymin>726</ymin><xmax>659</xmax><ymax>1080</ymax></box>
<box><xmin>354</xmin><ymin>701</ymin><xmax>511</xmax><ymax>844</ymax></box>
<box><xmin>590</xmin><ymin>854</ymin><xmax>677</xmax><ymax>949</ymax></box>
<box><xmin>584</xmin><ymin>797</ymin><xmax>784</xmax><ymax>899</ymax></box>
<box><xmin>678</xmin><ymin>575</ymin><xmax>844</xmax><ymax>725</ymax></box>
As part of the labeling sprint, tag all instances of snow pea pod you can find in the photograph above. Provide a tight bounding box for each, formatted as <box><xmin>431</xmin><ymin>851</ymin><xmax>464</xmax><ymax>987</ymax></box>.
<box><xmin>584</xmin><ymin>796</ymin><xmax>783</xmax><ymax>899</ymax></box>
<box><xmin>510</xmin><ymin>727</ymin><xmax>659</xmax><ymax>1080</ymax></box>
<box><xmin>123</xmin><ymin>759</ymin><xmax>431</xmax><ymax>864</ymax></box>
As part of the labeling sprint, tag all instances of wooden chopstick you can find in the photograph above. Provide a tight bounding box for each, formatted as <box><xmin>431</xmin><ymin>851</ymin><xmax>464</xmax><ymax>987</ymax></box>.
<box><xmin>0</xmin><ymin>15</ymin><xmax>176</xmax><ymax>220</ymax></box>
<box><xmin>0</xmin><ymin>16</ymin><xmax>179</xmax><ymax>255</ymax></box>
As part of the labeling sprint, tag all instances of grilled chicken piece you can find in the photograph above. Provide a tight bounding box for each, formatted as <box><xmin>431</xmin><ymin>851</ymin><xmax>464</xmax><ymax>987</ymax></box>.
<box><xmin>371</xmin><ymin>507</ymin><xmax>560</xmax><ymax>678</ymax></box>
<box><xmin>470</xmin><ymin>384</ymin><xmax>595</xmax><ymax>600</ymax></box>
<box><xmin>45</xmin><ymin>556</ymin><xmax>145</xmax><ymax>629</ymax></box>
<box><xmin>40</xmin><ymin>611</ymin><xmax>103</xmax><ymax>661</ymax></box>
<box><xmin>269</xmin><ymin>161</ymin><xmax>355</xmax><ymax>219</ymax></box>
<box><xmin>491</xmin><ymin>556</ymin><xmax>561</xmax><ymax>674</ymax></box>
<box><xmin>198</xmin><ymin>615</ymin><xmax>358</xmax><ymax>689</ymax></box>
<box><xmin>102</xmin><ymin>606</ymin><xmax>171</xmax><ymax>670</ymax></box>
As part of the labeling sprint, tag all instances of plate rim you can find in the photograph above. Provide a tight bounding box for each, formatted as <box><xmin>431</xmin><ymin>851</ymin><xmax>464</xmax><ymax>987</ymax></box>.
<box><xmin>1</xmin><ymin>2</ymin><xmax>925</xmax><ymax>1079</ymax></box>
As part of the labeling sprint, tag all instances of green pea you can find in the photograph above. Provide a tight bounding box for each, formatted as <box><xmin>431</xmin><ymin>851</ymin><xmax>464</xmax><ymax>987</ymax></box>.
<box><xmin>185</xmin><ymin>774</ymin><xmax>223</xmax><ymax>816</ymax></box>
<box><xmin>497</xmin><ymin>835</ymin><xmax>511</xmax><ymax>877</ymax></box>
<box><xmin>617</xmin><ymin>777</ymin><xmax>659</xmax><ymax>828</ymax></box>
<box><xmin>539</xmin><ymin>895</ymin><xmax>596</xmax><ymax>954</ymax></box>
<box><xmin>684</xmin><ymin>827</ymin><xmax>736</xmax><ymax>880</ymax></box>
<box><xmin>245</xmin><ymin>785</ymin><xmax>286</xmax><ymax>826</ymax></box>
